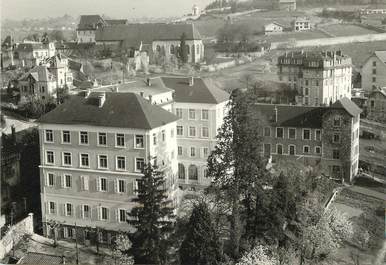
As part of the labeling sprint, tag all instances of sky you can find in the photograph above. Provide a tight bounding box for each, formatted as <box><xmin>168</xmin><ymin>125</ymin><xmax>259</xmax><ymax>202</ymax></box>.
<box><xmin>1</xmin><ymin>0</ymin><xmax>214</xmax><ymax>20</ymax></box>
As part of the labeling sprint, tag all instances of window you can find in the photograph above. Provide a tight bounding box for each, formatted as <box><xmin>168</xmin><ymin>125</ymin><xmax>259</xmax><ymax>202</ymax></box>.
<box><xmin>304</xmin><ymin>87</ymin><xmax>309</xmax><ymax>95</ymax></box>
<box><xmin>202</xmin><ymin>127</ymin><xmax>209</xmax><ymax>138</ymax></box>
<box><xmin>46</xmin><ymin>151</ymin><xmax>54</xmax><ymax>164</ymax></box>
<box><xmin>288</xmin><ymin>128</ymin><xmax>296</xmax><ymax>139</ymax></box>
<box><xmin>65</xmin><ymin>227</ymin><xmax>74</xmax><ymax>238</ymax></box>
<box><xmin>65</xmin><ymin>203</ymin><xmax>73</xmax><ymax>216</ymax></box>
<box><xmin>64</xmin><ymin>174</ymin><xmax>72</xmax><ymax>188</ymax></box>
<box><xmin>119</xmin><ymin>209</ymin><xmax>126</xmax><ymax>222</ymax></box>
<box><xmin>203</xmin><ymin>147</ymin><xmax>209</xmax><ymax>157</ymax></box>
<box><xmin>135</xmin><ymin>158</ymin><xmax>145</xmax><ymax>172</ymax></box>
<box><xmin>189</xmin><ymin>126</ymin><xmax>196</xmax><ymax>137</ymax></box>
<box><xmin>315</xmin><ymin>130</ymin><xmax>321</xmax><ymax>141</ymax></box>
<box><xmin>63</xmin><ymin>152</ymin><xmax>72</xmax><ymax>166</ymax></box>
<box><xmin>100</xmin><ymin>207</ymin><xmax>109</xmax><ymax>221</ymax></box>
<box><xmin>372</xmin><ymin>69</ymin><xmax>376</xmax><ymax>75</ymax></box>
<box><xmin>276</xmin><ymin>128</ymin><xmax>284</xmax><ymax>138</ymax></box>
<box><xmin>80</xmin><ymin>153</ymin><xmax>89</xmax><ymax>167</ymax></box>
<box><xmin>372</xmin><ymin>77</ymin><xmax>376</xmax><ymax>82</ymax></box>
<box><xmin>178</xmin><ymin>163</ymin><xmax>185</xmax><ymax>179</ymax></box>
<box><xmin>116</xmin><ymin>156</ymin><xmax>126</xmax><ymax>170</ymax></box>
<box><xmin>264</xmin><ymin>127</ymin><xmax>271</xmax><ymax>137</ymax></box>
<box><xmin>303</xmin><ymin>129</ymin><xmax>311</xmax><ymax>140</ymax></box>
<box><xmin>178</xmin><ymin>146</ymin><xmax>183</xmax><ymax>156</ymax></box>
<box><xmin>82</xmin><ymin>205</ymin><xmax>90</xmax><ymax>218</ymax></box>
<box><xmin>153</xmin><ymin>133</ymin><xmax>157</xmax><ymax>145</ymax></box>
<box><xmin>333</xmin><ymin>149</ymin><xmax>340</xmax><ymax>159</ymax></box>
<box><xmin>373</xmin><ymin>61</ymin><xmax>376</xmax><ymax>67</ymax></box>
<box><xmin>80</xmin><ymin>131</ymin><xmax>89</xmax><ymax>145</ymax></box>
<box><xmin>333</xmin><ymin>116</ymin><xmax>341</xmax><ymax>127</ymax></box>
<box><xmin>315</xmin><ymin>146</ymin><xmax>321</xmax><ymax>154</ymax></box>
<box><xmin>118</xmin><ymin>179</ymin><xmax>126</xmax><ymax>193</ymax></box>
<box><xmin>277</xmin><ymin>144</ymin><xmax>283</xmax><ymax>155</ymax></box>
<box><xmin>81</xmin><ymin>176</ymin><xmax>89</xmax><ymax>191</ymax></box>
<box><xmin>333</xmin><ymin>133</ymin><xmax>340</xmax><ymax>143</ymax></box>
<box><xmin>190</xmin><ymin>147</ymin><xmax>196</xmax><ymax>157</ymax></box>
<box><xmin>99</xmin><ymin>177</ymin><xmax>107</xmax><ymax>192</ymax></box>
<box><xmin>289</xmin><ymin>145</ymin><xmax>296</xmax><ymax>155</ymax></box>
<box><xmin>49</xmin><ymin>202</ymin><xmax>56</xmax><ymax>214</ymax></box>
<box><xmin>176</xmin><ymin>108</ymin><xmax>183</xmax><ymax>118</ymax></box>
<box><xmin>162</xmin><ymin>130</ymin><xmax>165</xmax><ymax>141</ymax></box>
<box><xmin>303</xmin><ymin>145</ymin><xmax>310</xmax><ymax>154</ymax></box>
<box><xmin>263</xmin><ymin>144</ymin><xmax>271</xmax><ymax>157</ymax></box>
<box><xmin>134</xmin><ymin>135</ymin><xmax>144</xmax><ymax>149</ymax></box>
<box><xmin>45</xmin><ymin>130</ymin><xmax>53</xmax><ymax>142</ymax></box>
<box><xmin>47</xmin><ymin>173</ymin><xmax>55</xmax><ymax>186</ymax></box>
<box><xmin>98</xmin><ymin>133</ymin><xmax>107</xmax><ymax>146</ymax></box>
<box><xmin>98</xmin><ymin>155</ymin><xmax>108</xmax><ymax>169</ymax></box>
<box><xmin>188</xmin><ymin>165</ymin><xmax>198</xmax><ymax>180</ymax></box>
<box><xmin>116</xmin><ymin>134</ymin><xmax>125</xmax><ymax>147</ymax></box>
<box><xmin>189</xmin><ymin>109</ymin><xmax>196</xmax><ymax>120</ymax></box>
<box><xmin>201</xmin><ymin>109</ymin><xmax>209</xmax><ymax>120</ymax></box>
<box><xmin>177</xmin><ymin>126</ymin><xmax>183</xmax><ymax>136</ymax></box>
<box><xmin>62</xmin><ymin>131</ymin><xmax>71</xmax><ymax>143</ymax></box>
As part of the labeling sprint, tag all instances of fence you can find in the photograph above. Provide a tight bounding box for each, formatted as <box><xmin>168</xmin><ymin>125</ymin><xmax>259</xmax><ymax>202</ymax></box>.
<box><xmin>0</xmin><ymin>213</ymin><xmax>34</xmax><ymax>259</ymax></box>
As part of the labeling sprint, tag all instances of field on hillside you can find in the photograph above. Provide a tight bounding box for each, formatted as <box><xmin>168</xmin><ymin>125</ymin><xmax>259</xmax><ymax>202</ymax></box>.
<box><xmin>320</xmin><ymin>24</ymin><xmax>379</xmax><ymax>37</ymax></box>
<box><xmin>256</xmin><ymin>29</ymin><xmax>329</xmax><ymax>42</ymax></box>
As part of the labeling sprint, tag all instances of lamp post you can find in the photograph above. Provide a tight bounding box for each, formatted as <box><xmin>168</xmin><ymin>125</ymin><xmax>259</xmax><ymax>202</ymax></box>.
<box><xmin>74</xmin><ymin>222</ymin><xmax>79</xmax><ymax>265</ymax></box>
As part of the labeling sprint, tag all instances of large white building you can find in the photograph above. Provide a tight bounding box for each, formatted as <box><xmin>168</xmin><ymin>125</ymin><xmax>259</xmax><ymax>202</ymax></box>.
<box><xmin>361</xmin><ymin>51</ymin><xmax>386</xmax><ymax>94</ymax></box>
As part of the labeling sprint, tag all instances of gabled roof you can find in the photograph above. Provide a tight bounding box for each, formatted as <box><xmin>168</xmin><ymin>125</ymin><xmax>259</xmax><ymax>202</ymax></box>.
<box><xmin>77</xmin><ymin>15</ymin><xmax>106</xmax><ymax>30</ymax></box>
<box><xmin>369</xmin><ymin>87</ymin><xmax>386</xmax><ymax>98</ymax></box>
<box><xmin>264</xmin><ymin>22</ymin><xmax>286</xmax><ymax>28</ymax></box>
<box><xmin>374</xmin><ymin>51</ymin><xmax>386</xmax><ymax>64</ymax></box>
<box><xmin>95</xmin><ymin>23</ymin><xmax>202</xmax><ymax>45</ymax></box>
<box><xmin>38</xmin><ymin>92</ymin><xmax>179</xmax><ymax>129</ymax></box>
<box><xmin>254</xmin><ymin>97</ymin><xmax>361</xmax><ymax>128</ymax></box>
<box><xmin>279</xmin><ymin>0</ymin><xmax>296</xmax><ymax>3</ymax></box>
<box><xmin>19</xmin><ymin>65</ymin><xmax>55</xmax><ymax>82</ymax></box>
<box><xmin>161</xmin><ymin>77</ymin><xmax>229</xmax><ymax>104</ymax></box>
<box><xmin>68</xmin><ymin>59</ymin><xmax>83</xmax><ymax>71</ymax></box>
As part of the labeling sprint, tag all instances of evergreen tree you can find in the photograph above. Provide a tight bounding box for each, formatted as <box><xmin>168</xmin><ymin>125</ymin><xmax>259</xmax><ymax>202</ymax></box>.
<box><xmin>127</xmin><ymin>162</ymin><xmax>175</xmax><ymax>265</ymax></box>
<box><xmin>179</xmin><ymin>202</ymin><xmax>222</xmax><ymax>265</ymax></box>
<box><xmin>179</xmin><ymin>33</ymin><xmax>188</xmax><ymax>64</ymax></box>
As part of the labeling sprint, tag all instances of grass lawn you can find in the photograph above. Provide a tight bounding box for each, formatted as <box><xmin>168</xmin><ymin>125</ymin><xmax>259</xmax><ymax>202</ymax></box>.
<box><xmin>320</xmin><ymin>24</ymin><xmax>378</xmax><ymax>37</ymax></box>
<box><xmin>359</xmin><ymin>138</ymin><xmax>386</xmax><ymax>168</ymax></box>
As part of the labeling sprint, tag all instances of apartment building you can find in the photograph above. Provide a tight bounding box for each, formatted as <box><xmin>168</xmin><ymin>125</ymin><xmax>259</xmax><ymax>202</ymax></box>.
<box><xmin>292</xmin><ymin>17</ymin><xmax>312</xmax><ymax>31</ymax></box>
<box><xmin>256</xmin><ymin>97</ymin><xmax>361</xmax><ymax>182</ymax></box>
<box><xmin>367</xmin><ymin>87</ymin><xmax>386</xmax><ymax>122</ymax></box>
<box><xmin>278</xmin><ymin>50</ymin><xmax>352</xmax><ymax>106</ymax></box>
<box><xmin>361</xmin><ymin>51</ymin><xmax>386</xmax><ymax>94</ymax></box>
<box><xmin>37</xmin><ymin>92</ymin><xmax>179</xmax><ymax>242</ymax></box>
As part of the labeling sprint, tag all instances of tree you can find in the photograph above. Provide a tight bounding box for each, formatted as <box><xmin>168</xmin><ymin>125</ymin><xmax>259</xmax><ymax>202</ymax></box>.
<box><xmin>127</xmin><ymin>162</ymin><xmax>175</xmax><ymax>265</ymax></box>
<box><xmin>41</xmin><ymin>32</ymin><xmax>49</xmax><ymax>44</ymax></box>
<box><xmin>111</xmin><ymin>234</ymin><xmax>134</xmax><ymax>265</ymax></box>
<box><xmin>25</xmin><ymin>33</ymin><xmax>40</xmax><ymax>42</ymax></box>
<box><xmin>49</xmin><ymin>30</ymin><xmax>66</xmax><ymax>42</ymax></box>
<box><xmin>236</xmin><ymin>245</ymin><xmax>278</xmax><ymax>265</ymax></box>
<box><xmin>179</xmin><ymin>33</ymin><xmax>189</xmax><ymax>64</ymax></box>
<box><xmin>1</xmin><ymin>113</ymin><xmax>6</xmax><ymax>129</ymax></box>
<box><xmin>180</xmin><ymin>202</ymin><xmax>222</xmax><ymax>265</ymax></box>
<box><xmin>56</xmin><ymin>85</ymin><xmax>70</xmax><ymax>104</ymax></box>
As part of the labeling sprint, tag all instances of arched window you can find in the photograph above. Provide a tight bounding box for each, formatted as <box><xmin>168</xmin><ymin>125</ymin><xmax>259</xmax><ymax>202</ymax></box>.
<box><xmin>196</xmin><ymin>45</ymin><xmax>200</xmax><ymax>55</ymax></box>
<box><xmin>170</xmin><ymin>45</ymin><xmax>175</xmax><ymax>54</ymax></box>
<box><xmin>203</xmin><ymin>167</ymin><xmax>208</xmax><ymax>178</ymax></box>
<box><xmin>188</xmin><ymin>165</ymin><xmax>198</xmax><ymax>180</ymax></box>
<box><xmin>191</xmin><ymin>44</ymin><xmax>195</xmax><ymax>55</ymax></box>
<box><xmin>186</xmin><ymin>45</ymin><xmax>190</xmax><ymax>54</ymax></box>
<box><xmin>178</xmin><ymin>163</ymin><xmax>185</xmax><ymax>179</ymax></box>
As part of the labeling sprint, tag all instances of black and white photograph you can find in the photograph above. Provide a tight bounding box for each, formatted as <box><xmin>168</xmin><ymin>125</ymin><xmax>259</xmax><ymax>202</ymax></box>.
<box><xmin>0</xmin><ymin>0</ymin><xmax>385</xmax><ymax>264</ymax></box>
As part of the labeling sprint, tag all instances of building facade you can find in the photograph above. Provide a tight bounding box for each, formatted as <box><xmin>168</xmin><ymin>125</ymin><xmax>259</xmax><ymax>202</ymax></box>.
<box><xmin>264</xmin><ymin>22</ymin><xmax>284</xmax><ymax>35</ymax></box>
<box><xmin>256</xmin><ymin>97</ymin><xmax>361</xmax><ymax>182</ymax></box>
<box><xmin>367</xmin><ymin>87</ymin><xmax>386</xmax><ymax>122</ymax></box>
<box><xmin>361</xmin><ymin>51</ymin><xmax>386</xmax><ymax>94</ymax></box>
<box><xmin>14</xmin><ymin>42</ymin><xmax>56</xmax><ymax>67</ymax></box>
<box><xmin>76</xmin><ymin>15</ymin><xmax>106</xmax><ymax>43</ymax></box>
<box><xmin>278</xmin><ymin>50</ymin><xmax>352</xmax><ymax>106</ymax></box>
<box><xmin>293</xmin><ymin>17</ymin><xmax>312</xmax><ymax>31</ymax></box>
<box><xmin>38</xmin><ymin>92</ymin><xmax>179</xmax><ymax>241</ymax></box>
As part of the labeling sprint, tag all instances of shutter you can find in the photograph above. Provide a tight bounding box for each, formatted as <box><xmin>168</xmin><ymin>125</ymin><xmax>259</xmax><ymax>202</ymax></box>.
<box><xmin>96</xmin><ymin>177</ymin><xmax>101</xmax><ymax>192</ymax></box>
<box><xmin>45</xmin><ymin>202</ymin><xmax>49</xmax><ymax>215</ymax></box>
<box><xmin>80</xmin><ymin>176</ymin><xmax>84</xmax><ymax>190</ymax></box>
<box><xmin>97</xmin><ymin>206</ymin><xmax>101</xmax><ymax>220</ymax></box>
<box><xmin>81</xmin><ymin>205</ymin><xmax>84</xmax><ymax>219</ymax></box>
<box><xmin>61</xmin><ymin>175</ymin><xmax>65</xmax><ymax>188</ymax></box>
<box><xmin>115</xmin><ymin>209</ymin><xmax>119</xmax><ymax>222</ymax></box>
<box><xmin>62</xmin><ymin>204</ymin><xmax>66</xmax><ymax>216</ymax></box>
<box><xmin>114</xmin><ymin>180</ymin><xmax>118</xmax><ymax>193</ymax></box>
<box><xmin>45</xmin><ymin>174</ymin><xmax>48</xmax><ymax>186</ymax></box>
<box><xmin>63</xmin><ymin>227</ymin><xmax>68</xmax><ymax>238</ymax></box>
<box><xmin>84</xmin><ymin>176</ymin><xmax>89</xmax><ymax>191</ymax></box>
<box><xmin>72</xmin><ymin>228</ymin><xmax>76</xmax><ymax>239</ymax></box>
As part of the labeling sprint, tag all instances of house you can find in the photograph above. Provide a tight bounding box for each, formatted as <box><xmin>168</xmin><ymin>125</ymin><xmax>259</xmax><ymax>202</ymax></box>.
<box><xmin>360</xmin><ymin>4</ymin><xmax>386</xmax><ymax>15</ymax></box>
<box><xmin>367</xmin><ymin>87</ymin><xmax>386</xmax><ymax>122</ymax></box>
<box><xmin>293</xmin><ymin>17</ymin><xmax>312</xmax><ymax>31</ymax></box>
<box><xmin>37</xmin><ymin>92</ymin><xmax>179</xmax><ymax>242</ymax></box>
<box><xmin>256</xmin><ymin>97</ymin><xmax>361</xmax><ymax>182</ymax></box>
<box><xmin>95</xmin><ymin>23</ymin><xmax>204</xmax><ymax>63</ymax></box>
<box><xmin>76</xmin><ymin>15</ymin><xmax>106</xmax><ymax>43</ymax></box>
<box><xmin>277</xmin><ymin>50</ymin><xmax>352</xmax><ymax>106</ymax></box>
<box><xmin>361</xmin><ymin>51</ymin><xmax>386</xmax><ymax>94</ymax></box>
<box><xmin>264</xmin><ymin>22</ymin><xmax>285</xmax><ymax>35</ymax></box>
<box><xmin>277</xmin><ymin>0</ymin><xmax>296</xmax><ymax>11</ymax></box>
<box><xmin>14</xmin><ymin>41</ymin><xmax>56</xmax><ymax>67</ymax></box>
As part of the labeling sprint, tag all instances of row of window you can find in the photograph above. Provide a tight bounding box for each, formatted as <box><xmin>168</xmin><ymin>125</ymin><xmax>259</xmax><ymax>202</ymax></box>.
<box><xmin>46</xmin><ymin>173</ymin><xmax>139</xmax><ymax>194</ymax></box>
<box><xmin>264</xmin><ymin>127</ymin><xmax>322</xmax><ymax>141</ymax></box>
<box><xmin>178</xmin><ymin>163</ymin><xmax>208</xmax><ymax>180</ymax></box>
<box><xmin>177</xmin><ymin>146</ymin><xmax>209</xmax><ymax>158</ymax></box>
<box><xmin>175</xmin><ymin>108</ymin><xmax>209</xmax><ymax>120</ymax></box>
<box><xmin>264</xmin><ymin>143</ymin><xmax>322</xmax><ymax>156</ymax></box>
<box><xmin>47</xmin><ymin>202</ymin><xmax>128</xmax><ymax>223</ymax></box>
<box><xmin>176</xmin><ymin>126</ymin><xmax>209</xmax><ymax>138</ymax></box>
<box><xmin>45</xmin><ymin>151</ymin><xmax>145</xmax><ymax>172</ymax></box>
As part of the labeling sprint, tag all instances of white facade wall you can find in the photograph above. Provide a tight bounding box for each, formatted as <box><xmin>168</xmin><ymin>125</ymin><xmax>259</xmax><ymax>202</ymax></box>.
<box><xmin>77</xmin><ymin>30</ymin><xmax>96</xmax><ymax>43</ymax></box>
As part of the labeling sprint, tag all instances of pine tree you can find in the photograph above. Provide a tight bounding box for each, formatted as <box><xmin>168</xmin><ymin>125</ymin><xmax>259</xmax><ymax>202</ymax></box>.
<box><xmin>179</xmin><ymin>33</ymin><xmax>188</xmax><ymax>64</ymax></box>
<box><xmin>127</xmin><ymin>162</ymin><xmax>175</xmax><ymax>265</ymax></box>
<box><xmin>179</xmin><ymin>202</ymin><xmax>222</xmax><ymax>265</ymax></box>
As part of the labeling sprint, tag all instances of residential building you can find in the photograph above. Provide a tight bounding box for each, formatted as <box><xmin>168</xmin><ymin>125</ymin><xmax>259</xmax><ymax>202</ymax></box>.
<box><xmin>95</xmin><ymin>23</ymin><xmax>204</xmax><ymax>63</ymax></box>
<box><xmin>360</xmin><ymin>5</ymin><xmax>386</xmax><ymax>15</ymax></box>
<box><xmin>37</xmin><ymin>92</ymin><xmax>179</xmax><ymax>241</ymax></box>
<box><xmin>256</xmin><ymin>97</ymin><xmax>361</xmax><ymax>182</ymax></box>
<box><xmin>293</xmin><ymin>17</ymin><xmax>312</xmax><ymax>31</ymax></box>
<box><xmin>14</xmin><ymin>41</ymin><xmax>56</xmax><ymax>67</ymax></box>
<box><xmin>277</xmin><ymin>50</ymin><xmax>352</xmax><ymax>106</ymax></box>
<box><xmin>361</xmin><ymin>51</ymin><xmax>386</xmax><ymax>93</ymax></box>
<box><xmin>76</xmin><ymin>15</ymin><xmax>106</xmax><ymax>43</ymax></box>
<box><xmin>277</xmin><ymin>0</ymin><xmax>296</xmax><ymax>11</ymax></box>
<box><xmin>161</xmin><ymin>77</ymin><xmax>230</xmax><ymax>190</ymax></box>
<box><xmin>264</xmin><ymin>22</ymin><xmax>284</xmax><ymax>35</ymax></box>
<box><xmin>367</xmin><ymin>87</ymin><xmax>386</xmax><ymax>122</ymax></box>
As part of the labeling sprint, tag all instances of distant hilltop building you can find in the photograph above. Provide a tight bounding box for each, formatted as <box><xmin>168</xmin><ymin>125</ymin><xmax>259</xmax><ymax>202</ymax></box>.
<box><xmin>292</xmin><ymin>17</ymin><xmax>312</xmax><ymax>31</ymax></box>
<box><xmin>192</xmin><ymin>4</ymin><xmax>201</xmax><ymax>16</ymax></box>
<box><xmin>361</xmin><ymin>51</ymin><xmax>386</xmax><ymax>94</ymax></box>
<box><xmin>276</xmin><ymin>0</ymin><xmax>296</xmax><ymax>11</ymax></box>
<box><xmin>264</xmin><ymin>22</ymin><xmax>285</xmax><ymax>35</ymax></box>
<box><xmin>277</xmin><ymin>50</ymin><xmax>352</xmax><ymax>106</ymax></box>
<box><xmin>367</xmin><ymin>87</ymin><xmax>386</xmax><ymax>123</ymax></box>
<box><xmin>360</xmin><ymin>4</ymin><xmax>386</xmax><ymax>15</ymax></box>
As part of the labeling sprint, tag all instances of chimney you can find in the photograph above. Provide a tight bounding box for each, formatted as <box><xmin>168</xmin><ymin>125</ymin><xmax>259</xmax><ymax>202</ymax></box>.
<box><xmin>98</xmin><ymin>92</ymin><xmax>106</xmax><ymax>108</ymax></box>
<box><xmin>189</xmin><ymin>76</ymin><xmax>194</xmax><ymax>86</ymax></box>
<box><xmin>274</xmin><ymin>106</ymin><xmax>278</xmax><ymax>123</ymax></box>
<box><xmin>140</xmin><ymin>91</ymin><xmax>144</xmax><ymax>97</ymax></box>
<box><xmin>146</xmin><ymin>78</ymin><xmax>151</xmax><ymax>86</ymax></box>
